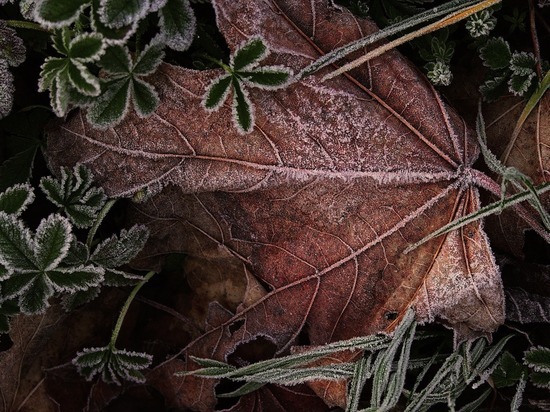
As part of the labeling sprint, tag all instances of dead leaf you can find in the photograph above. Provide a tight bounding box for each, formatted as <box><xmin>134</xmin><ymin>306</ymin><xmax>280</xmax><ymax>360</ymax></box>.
<box><xmin>45</xmin><ymin>0</ymin><xmax>507</xmax><ymax>408</ymax></box>
<box><xmin>484</xmin><ymin>93</ymin><xmax>550</xmax><ymax>256</ymax></box>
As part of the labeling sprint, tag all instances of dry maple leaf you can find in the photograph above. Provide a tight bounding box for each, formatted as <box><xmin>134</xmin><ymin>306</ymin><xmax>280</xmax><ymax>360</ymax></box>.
<box><xmin>44</xmin><ymin>0</ymin><xmax>512</xmax><ymax>409</ymax></box>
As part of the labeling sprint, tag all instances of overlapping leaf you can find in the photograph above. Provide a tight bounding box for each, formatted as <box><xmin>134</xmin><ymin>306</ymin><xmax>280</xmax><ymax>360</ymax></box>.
<box><xmin>45</xmin><ymin>0</ymin><xmax>509</xmax><ymax>409</ymax></box>
<box><xmin>0</xmin><ymin>213</ymin><xmax>103</xmax><ymax>314</ymax></box>
<box><xmin>40</xmin><ymin>164</ymin><xmax>106</xmax><ymax>228</ymax></box>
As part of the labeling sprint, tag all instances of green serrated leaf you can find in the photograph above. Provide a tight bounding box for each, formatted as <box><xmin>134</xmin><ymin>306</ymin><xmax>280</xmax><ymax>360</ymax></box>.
<box><xmin>508</xmin><ymin>72</ymin><xmax>535</xmax><ymax>96</ymax></box>
<box><xmin>99</xmin><ymin>0</ymin><xmax>151</xmax><ymax>29</ymax></box>
<box><xmin>530</xmin><ymin>371</ymin><xmax>550</xmax><ymax>389</ymax></box>
<box><xmin>158</xmin><ymin>0</ymin><xmax>196</xmax><ymax>52</ymax></box>
<box><xmin>238</xmin><ymin>68</ymin><xmax>291</xmax><ymax>88</ymax></box>
<box><xmin>91</xmin><ymin>225</ymin><xmax>149</xmax><ymax>268</ymax></box>
<box><xmin>479</xmin><ymin>37</ymin><xmax>511</xmax><ymax>70</ymax></box>
<box><xmin>74</xmin><ymin>346</ymin><xmax>110</xmax><ymax>367</ymax></box>
<box><xmin>232</xmin><ymin>37</ymin><xmax>267</xmax><ymax>71</ymax></box>
<box><xmin>18</xmin><ymin>274</ymin><xmax>53</xmax><ymax>314</ymax></box>
<box><xmin>40</xmin><ymin>166</ymin><xmax>106</xmax><ymax>228</ymax></box>
<box><xmin>50</xmin><ymin>75</ymin><xmax>72</xmax><ymax>117</ymax></box>
<box><xmin>0</xmin><ymin>184</ymin><xmax>35</xmax><ymax>216</ymax></box>
<box><xmin>99</xmin><ymin>45</ymin><xmax>132</xmax><ymax>74</ymax></box>
<box><xmin>33</xmin><ymin>214</ymin><xmax>72</xmax><ymax>271</ymax></box>
<box><xmin>509</xmin><ymin>52</ymin><xmax>536</xmax><ymax>76</ymax></box>
<box><xmin>132</xmin><ymin>42</ymin><xmax>165</xmax><ymax>76</ymax></box>
<box><xmin>68</xmin><ymin>33</ymin><xmax>105</xmax><ymax>62</ymax></box>
<box><xmin>524</xmin><ymin>346</ymin><xmax>550</xmax><ymax>373</ymax></box>
<box><xmin>103</xmin><ymin>268</ymin><xmax>141</xmax><ymax>286</ymax></box>
<box><xmin>232</xmin><ymin>79</ymin><xmax>253</xmax><ymax>134</ymax></box>
<box><xmin>63</xmin><ymin>240</ymin><xmax>89</xmax><ymax>266</ymax></box>
<box><xmin>113</xmin><ymin>348</ymin><xmax>153</xmax><ymax>368</ymax></box>
<box><xmin>48</xmin><ymin>265</ymin><xmax>104</xmax><ymax>293</ymax></box>
<box><xmin>0</xmin><ymin>212</ymin><xmax>36</xmax><ymax>270</ymax></box>
<box><xmin>62</xmin><ymin>287</ymin><xmax>100</xmax><ymax>311</ymax></box>
<box><xmin>36</xmin><ymin>0</ymin><xmax>90</xmax><ymax>27</ymax></box>
<box><xmin>492</xmin><ymin>351</ymin><xmax>525</xmax><ymax>388</ymax></box>
<box><xmin>87</xmin><ymin>78</ymin><xmax>131</xmax><ymax>128</ymax></box>
<box><xmin>203</xmin><ymin>74</ymin><xmax>232</xmax><ymax>110</ymax></box>
<box><xmin>67</xmin><ymin>61</ymin><xmax>101</xmax><ymax>96</ymax></box>
<box><xmin>39</xmin><ymin>58</ymin><xmax>67</xmax><ymax>91</ymax></box>
<box><xmin>1</xmin><ymin>271</ymin><xmax>35</xmax><ymax>300</ymax></box>
<box><xmin>91</xmin><ymin>0</ymin><xmax>138</xmax><ymax>45</ymax></box>
<box><xmin>480</xmin><ymin>74</ymin><xmax>508</xmax><ymax>102</ymax></box>
<box><xmin>131</xmin><ymin>78</ymin><xmax>159</xmax><ymax>118</ymax></box>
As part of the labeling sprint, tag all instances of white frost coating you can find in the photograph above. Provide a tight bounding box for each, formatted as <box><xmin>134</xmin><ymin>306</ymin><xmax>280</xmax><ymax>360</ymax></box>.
<box><xmin>414</xmin><ymin>188</ymin><xmax>503</xmax><ymax>336</ymax></box>
<box><xmin>159</xmin><ymin>0</ymin><xmax>197</xmax><ymax>52</ymax></box>
<box><xmin>230</xmin><ymin>35</ymin><xmax>270</xmax><ymax>71</ymax></box>
<box><xmin>99</xmin><ymin>0</ymin><xmax>151</xmax><ymax>29</ymax></box>
<box><xmin>241</xmin><ymin>65</ymin><xmax>295</xmax><ymax>90</ymax></box>
<box><xmin>33</xmin><ymin>0</ymin><xmax>89</xmax><ymax>29</ymax></box>
<box><xmin>33</xmin><ymin>214</ymin><xmax>72</xmax><ymax>271</ymax></box>
<box><xmin>0</xmin><ymin>211</ymin><xmax>35</xmax><ymax>271</ymax></box>
<box><xmin>0</xmin><ymin>183</ymin><xmax>35</xmax><ymax>217</ymax></box>
<box><xmin>231</xmin><ymin>81</ymin><xmax>255</xmax><ymax>135</ymax></box>
<box><xmin>69</xmin><ymin>61</ymin><xmax>101</xmax><ymax>97</ymax></box>
<box><xmin>201</xmin><ymin>74</ymin><xmax>232</xmax><ymax>112</ymax></box>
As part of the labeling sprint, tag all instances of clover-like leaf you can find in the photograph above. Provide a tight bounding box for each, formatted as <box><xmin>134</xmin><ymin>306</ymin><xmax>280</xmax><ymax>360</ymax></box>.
<box><xmin>33</xmin><ymin>214</ymin><xmax>72</xmax><ymax>271</ymax></box>
<box><xmin>509</xmin><ymin>52</ymin><xmax>536</xmax><ymax>76</ymax></box>
<box><xmin>99</xmin><ymin>0</ymin><xmax>151</xmax><ymax>29</ymax></box>
<box><xmin>73</xmin><ymin>345</ymin><xmax>153</xmax><ymax>385</ymax></box>
<box><xmin>0</xmin><ymin>184</ymin><xmax>35</xmax><ymax>216</ymax></box>
<box><xmin>39</xmin><ymin>31</ymin><xmax>105</xmax><ymax>116</ymax></box>
<box><xmin>61</xmin><ymin>286</ymin><xmax>100</xmax><ymax>311</ymax></box>
<box><xmin>0</xmin><ymin>209</ymin><xmax>103</xmax><ymax>314</ymax></box>
<box><xmin>509</xmin><ymin>72</ymin><xmax>536</xmax><ymax>97</ymax></box>
<box><xmin>90</xmin><ymin>0</ymin><xmax>138</xmax><ymax>45</ymax></box>
<box><xmin>88</xmin><ymin>42</ymin><xmax>164</xmax><ymax>127</ymax></box>
<box><xmin>34</xmin><ymin>0</ymin><xmax>91</xmax><ymax>28</ymax></box>
<box><xmin>201</xmin><ymin>36</ymin><xmax>293</xmax><ymax>134</ymax></box>
<box><xmin>0</xmin><ymin>212</ymin><xmax>36</xmax><ymax>271</ymax></box>
<box><xmin>158</xmin><ymin>0</ymin><xmax>196</xmax><ymax>52</ymax></box>
<box><xmin>91</xmin><ymin>225</ymin><xmax>149</xmax><ymax>268</ymax></box>
<box><xmin>231</xmin><ymin>37</ymin><xmax>268</xmax><ymax>71</ymax></box>
<box><xmin>479</xmin><ymin>37</ymin><xmax>511</xmax><ymax>70</ymax></box>
<box><xmin>203</xmin><ymin>74</ymin><xmax>232</xmax><ymax>110</ymax></box>
<box><xmin>40</xmin><ymin>164</ymin><xmax>107</xmax><ymax>228</ymax></box>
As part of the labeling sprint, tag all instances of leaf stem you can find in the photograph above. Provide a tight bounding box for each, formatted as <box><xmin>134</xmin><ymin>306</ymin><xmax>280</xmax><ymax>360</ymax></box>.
<box><xmin>109</xmin><ymin>270</ymin><xmax>156</xmax><ymax>349</ymax></box>
<box><xmin>200</xmin><ymin>54</ymin><xmax>232</xmax><ymax>73</ymax></box>
<box><xmin>404</xmin><ymin>182</ymin><xmax>550</xmax><ymax>253</ymax></box>
<box><xmin>86</xmin><ymin>198</ymin><xmax>116</xmax><ymax>249</ymax></box>
<box><xmin>503</xmin><ymin>70</ymin><xmax>550</xmax><ymax>165</ymax></box>
<box><xmin>5</xmin><ymin>19</ymin><xmax>50</xmax><ymax>33</ymax></box>
<box><xmin>323</xmin><ymin>0</ymin><xmax>501</xmax><ymax>81</ymax></box>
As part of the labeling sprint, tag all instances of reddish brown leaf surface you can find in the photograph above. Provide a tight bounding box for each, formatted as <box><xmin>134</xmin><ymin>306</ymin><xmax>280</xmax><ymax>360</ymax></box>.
<box><xmin>45</xmin><ymin>0</ymin><xmax>506</xmax><ymax>409</ymax></box>
<box><xmin>484</xmin><ymin>94</ymin><xmax>550</xmax><ymax>256</ymax></box>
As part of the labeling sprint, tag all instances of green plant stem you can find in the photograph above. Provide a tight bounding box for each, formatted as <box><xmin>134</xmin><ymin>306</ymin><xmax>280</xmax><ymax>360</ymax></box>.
<box><xmin>404</xmin><ymin>182</ymin><xmax>550</xmax><ymax>253</ymax></box>
<box><xmin>86</xmin><ymin>198</ymin><xmax>116</xmax><ymax>249</ymax></box>
<box><xmin>323</xmin><ymin>0</ymin><xmax>501</xmax><ymax>81</ymax></box>
<box><xmin>201</xmin><ymin>54</ymin><xmax>232</xmax><ymax>73</ymax></box>
<box><xmin>5</xmin><ymin>19</ymin><xmax>50</xmax><ymax>33</ymax></box>
<box><xmin>503</xmin><ymin>70</ymin><xmax>550</xmax><ymax>164</ymax></box>
<box><xmin>109</xmin><ymin>270</ymin><xmax>156</xmax><ymax>349</ymax></box>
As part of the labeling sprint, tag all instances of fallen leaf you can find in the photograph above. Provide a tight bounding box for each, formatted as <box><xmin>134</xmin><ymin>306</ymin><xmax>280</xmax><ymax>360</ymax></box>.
<box><xmin>483</xmin><ymin>93</ymin><xmax>550</xmax><ymax>256</ymax></box>
<box><xmin>45</xmin><ymin>0</ymin><xmax>507</xmax><ymax>408</ymax></box>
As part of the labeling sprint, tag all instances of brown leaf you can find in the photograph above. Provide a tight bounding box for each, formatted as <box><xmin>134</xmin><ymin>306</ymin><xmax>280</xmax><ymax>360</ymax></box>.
<box><xmin>45</xmin><ymin>0</ymin><xmax>506</xmax><ymax>408</ymax></box>
<box><xmin>484</xmin><ymin>94</ymin><xmax>550</xmax><ymax>256</ymax></box>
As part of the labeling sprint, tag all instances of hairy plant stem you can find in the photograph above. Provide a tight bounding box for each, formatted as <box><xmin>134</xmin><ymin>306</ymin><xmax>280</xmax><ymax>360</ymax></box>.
<box><xmin>5</xmin><ymin>19</ymin><xmax>50</xmax><ymax>33</ymax></box>
<box><xmin>109</xmin><ymin>270</ymin><xmax>156</xmax><ymax>349</ymax></box>
<box><xmin>86</xmin><ymin>198</ymin><xmax>117</xmax><ymax>249</ymax></box>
